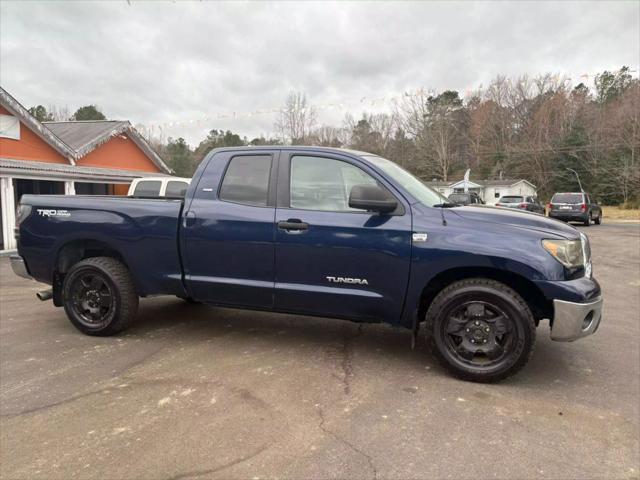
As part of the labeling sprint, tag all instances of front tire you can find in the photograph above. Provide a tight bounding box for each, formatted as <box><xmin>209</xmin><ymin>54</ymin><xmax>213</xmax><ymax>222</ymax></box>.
<box><xmin>426</xmin><ymin>278</ymin><xmax>536</xmax><ymax>383</ymax></box>
<box><xmin>62</xmin><ymin>257</ymin><xmax>138</xmax><ymax>336</ymax></box>
<box><xmin>594</xmin><ymin>212</ymin><xmax>602</xmax><ymax>225</ymax></box>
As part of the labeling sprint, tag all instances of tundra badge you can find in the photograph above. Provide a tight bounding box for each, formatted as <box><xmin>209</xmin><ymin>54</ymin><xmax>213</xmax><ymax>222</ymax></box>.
<box><xmin>326</xmin><ymin>276</ymin><xmax>369</xmax><ymax>285</ymax></box>
<box><xmin>412</xmin><ymin>233</ymin><xmax>428</xmax><ymax>242</ymax></box>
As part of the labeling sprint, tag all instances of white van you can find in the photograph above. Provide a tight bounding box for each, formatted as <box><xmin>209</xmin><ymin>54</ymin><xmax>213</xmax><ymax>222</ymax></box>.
<box><xmin>128</xmin><ymin>177</ymin><xmax>191</xmax><ymax>198</ymax></box>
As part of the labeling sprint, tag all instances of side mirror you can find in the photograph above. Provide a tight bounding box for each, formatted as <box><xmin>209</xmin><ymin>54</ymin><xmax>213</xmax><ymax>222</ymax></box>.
<box><xmin>349</xmin><ymin>184</ymin><xmax>398</xmax><ymax>214</ymax></box>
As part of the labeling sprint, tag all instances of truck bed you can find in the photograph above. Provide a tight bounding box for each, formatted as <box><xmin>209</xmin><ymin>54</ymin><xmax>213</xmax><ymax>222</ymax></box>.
<box><xmin>18</xmin><ymin>195</ymin><xmax>185</xmax><ymax>296</ymax></box>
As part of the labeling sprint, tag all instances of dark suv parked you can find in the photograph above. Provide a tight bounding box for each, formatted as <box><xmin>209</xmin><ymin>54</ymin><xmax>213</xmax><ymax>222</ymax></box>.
<box><xmin>495</xmin><ymin>195</ymin><xmax>545</xmax><ymax>214</ymax></box>
<box><xmin>447</xmin><ymin>192</ymin><xmax>485</xmax><ymax>205</ymax></box>
<box><xmin>548</xmin><ymin>192</ymin><xmax>602</xmax><ymax>226</ymax></box>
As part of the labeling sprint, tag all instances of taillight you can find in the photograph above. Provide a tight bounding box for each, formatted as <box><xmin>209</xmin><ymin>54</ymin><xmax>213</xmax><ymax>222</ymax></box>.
<box><xmin>15</xmin><ymin>204</ymin><xmax>32</xmax><ymax>225</ymax></box>
<box><xmin>580</xmin><ymin>203</ymin><xmax>586</xmax><ymax>212</ymax></box>
<box><xmin>519</xmin><ymin>203</ymin><xmax>527</xmax><ymax>208</ymax></box>
<box><xmin>495</xmin><ymin>203</ymin><xmax>501</xmax><ymax>206</ymax></box>
<box><xmin>548</xmin><ymin>203</ymin><xmax>553</xmax><ymax>210</ymax></box>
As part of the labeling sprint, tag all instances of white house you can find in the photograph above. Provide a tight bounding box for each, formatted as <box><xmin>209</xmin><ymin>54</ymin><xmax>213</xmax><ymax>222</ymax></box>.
<box><xmin>425</xmin><ymin>178</ymin><xmax>538</xmax><ymax>205</ymax></box>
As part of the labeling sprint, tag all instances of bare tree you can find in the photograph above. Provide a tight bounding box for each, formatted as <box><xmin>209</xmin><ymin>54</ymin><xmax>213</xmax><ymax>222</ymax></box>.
<box><xmin>274</xmin><ymin>92</ymin><xmax>317</xmax><ymax>145</ymax></box>
<box><xmin>310</xmin><ymin>125</ymin><xmax>344</xmax><ymax>147</ymax></box>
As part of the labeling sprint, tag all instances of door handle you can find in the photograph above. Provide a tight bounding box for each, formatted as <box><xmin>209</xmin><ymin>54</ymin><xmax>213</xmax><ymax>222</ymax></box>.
<box><xmin>184</xmin><ymin>211</ymin><xmax>196</xmax><ymax>228</ymax></box>
<box><xmin>277</xmin><ymin>219</ymin><xmax>309</xmax><ymax>232</ymax></box>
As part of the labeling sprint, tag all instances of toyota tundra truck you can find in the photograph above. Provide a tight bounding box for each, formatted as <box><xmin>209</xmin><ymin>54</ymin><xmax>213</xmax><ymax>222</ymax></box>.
<box><xmin>10</xmin><ymin>147</ymin><xmax>603</xmax><ymax>382</ymax></box>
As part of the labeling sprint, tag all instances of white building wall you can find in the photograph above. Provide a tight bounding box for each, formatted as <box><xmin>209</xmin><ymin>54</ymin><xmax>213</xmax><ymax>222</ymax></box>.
<box><xmin>1</xmin><ymin>176</ymin><xmax>16</xmax><ymax>250</ymax></box>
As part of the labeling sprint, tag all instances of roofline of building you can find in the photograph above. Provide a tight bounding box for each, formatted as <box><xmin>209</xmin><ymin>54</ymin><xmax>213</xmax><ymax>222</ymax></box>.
<box><xmin>425</xmin><ymin>178</ymin><xmax>538</xmax><ymax>189</ymax></box>
<box><xmin>0</xmin><ymin>157</ymin><xmax>171</xmax><ymax>183</ymax></box>
<box><xmin>0</xmin><ymin>87</ymin><xmax>77</xmax><ymax>164</ymax></box>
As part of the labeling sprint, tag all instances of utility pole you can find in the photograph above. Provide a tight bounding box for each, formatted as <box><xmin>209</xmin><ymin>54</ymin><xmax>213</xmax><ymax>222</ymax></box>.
<box><xmin>566</xmin><ymin>168</ymin><xmax>583</xmax><ymax>192</ymax></box>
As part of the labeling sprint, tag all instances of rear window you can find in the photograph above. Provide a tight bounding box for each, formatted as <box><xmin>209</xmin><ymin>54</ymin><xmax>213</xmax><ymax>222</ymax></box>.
<box><xmin>551</xmin><ymin>193</ymin><xmax>583</xmax><ymax>204</ymax></box>
<box><xmin>219</xmin><ymin>155</ymin><xmax>272</xmax><ymax>206</ymax></box>
<box><xmin>133</xmin><ymin>180</ymin><xmax>162</xmax><ymax>197</ymax></box>
<box><xmin>499</xmin><ymin>196</ymin><xmax>523</xmax><ymax>203</ymax></box>
<box><xmin>165</xmin><ymin>181</ymin><xmax>188</xmax><ymax>197</ymax></box>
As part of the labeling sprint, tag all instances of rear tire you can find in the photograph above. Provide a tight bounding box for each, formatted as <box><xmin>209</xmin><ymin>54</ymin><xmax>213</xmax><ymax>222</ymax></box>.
<box><xmin>584</xmin><ymin>214</ymin><xmax>591</xmax><ymax>226</ymax></box>
<box><xmin>62</xmin><ymin>257</ymin><xmax>138</xmax><ymax>336</ymax></box>
<box><xmin>425</xmin><ymin>278</ymin><xmax>536</xmax><ymax>383</ymax></box>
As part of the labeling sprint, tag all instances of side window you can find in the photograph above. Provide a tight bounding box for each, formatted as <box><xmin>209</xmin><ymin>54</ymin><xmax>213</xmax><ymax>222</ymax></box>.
<box><xmin>133</xmin><ymin>180</ymin><xmax>162</xmax><ymax>197</ymax></box>
<box><xmin>219</xmin><ymin>155</ymin><xmax>272</xmax><ymax>206</ymax></box>
<box><xmin>290</xmin><ymin>156</ymin><xmax>378</xmax><ymax>212</ymax></box>
<box><xmin>165</xmin><ymin>181</ymin><xmax>188</xmax><ymax>197</ymax></box>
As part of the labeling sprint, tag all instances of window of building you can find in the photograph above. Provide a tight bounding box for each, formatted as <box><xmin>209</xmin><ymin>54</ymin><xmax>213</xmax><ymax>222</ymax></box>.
<box><xmin>0</xmin><ymin>114</ymin><xmax>20</xmax><ymax>140</ymax></box>
<box><xmin>219</xmin><ymin>155</ymin><xmax>271</xmax><ymax>206</ymax></box>
<box><xmin>494</xmin><ymin>190</ymin><xmax>500</xmax><ymax>198</ymax></box>
<box><xmin>290</xmin><ymin>156</ymin><xmax>378</xmax><ymax>212</ymax></box>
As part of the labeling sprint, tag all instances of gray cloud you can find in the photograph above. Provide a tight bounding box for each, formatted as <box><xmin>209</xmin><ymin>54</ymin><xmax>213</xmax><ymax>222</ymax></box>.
<box><xmin>1</xmin><ymin>0</ymin><xmax>638</xmax><ymax>145</ymax></box>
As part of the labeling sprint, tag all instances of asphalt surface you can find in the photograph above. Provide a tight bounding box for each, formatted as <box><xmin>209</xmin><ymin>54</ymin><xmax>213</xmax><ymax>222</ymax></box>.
<box><xmin>1</xmin><ymin>223</ymin><xmax>639</xmax><ymax>480</ymax></box>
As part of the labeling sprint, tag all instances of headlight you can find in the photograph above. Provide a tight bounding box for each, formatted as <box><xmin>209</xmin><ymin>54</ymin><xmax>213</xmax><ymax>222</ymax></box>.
<box><xmin>542</xmin><ymin>238</ymin><xmax>584</xmax><ymax>268</ymax></box>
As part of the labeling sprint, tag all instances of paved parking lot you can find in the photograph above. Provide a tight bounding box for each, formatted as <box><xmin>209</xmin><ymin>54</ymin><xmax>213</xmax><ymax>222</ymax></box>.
<box><xmin>1</xmin><ymin>223</ymin><xmax>639</xmax><ymax>480</ymax></box>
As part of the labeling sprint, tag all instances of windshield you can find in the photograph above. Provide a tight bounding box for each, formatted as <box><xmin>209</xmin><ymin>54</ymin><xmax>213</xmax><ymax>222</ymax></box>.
<box><xmin>499</xmin><ymin>196</ymin><xmax>524</xmax><ymax>203</ymax></box>
<box><xmin>364</xmin><ymin>156</ymin><xmax>447</xmax><ymax>207</ymax></box>
<box><xmin>551</xmin><ymin>193</ymin><xmax>584</xmax><ymax>204</ymax></box>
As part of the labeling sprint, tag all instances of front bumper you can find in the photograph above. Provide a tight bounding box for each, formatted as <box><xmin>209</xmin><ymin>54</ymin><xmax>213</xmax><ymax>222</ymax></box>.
<box><xmin>10</xmin><ymin>255</ymin><xmax>31</xmax><ymax>280</ymax></box>
<box><xmin>550</xmin><ymin>296</ymin><xmax>603</xmax><ymax>341</ymax></box>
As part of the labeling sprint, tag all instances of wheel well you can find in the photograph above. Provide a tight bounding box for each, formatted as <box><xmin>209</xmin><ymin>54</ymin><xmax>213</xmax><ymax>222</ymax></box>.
<box><xmin>52</xmin><ymin>240</ymin><xmax>130</xmax><ymax>306</ymax></box>
<box><xmin>418</xmin><ymin>267</ymin><xmax>552</xmax><ymax>325</ymax></box>
<box><xmin>56</xmin><ymin>240</ymin><xmax>128</xmax><ymax>274</ymax></box>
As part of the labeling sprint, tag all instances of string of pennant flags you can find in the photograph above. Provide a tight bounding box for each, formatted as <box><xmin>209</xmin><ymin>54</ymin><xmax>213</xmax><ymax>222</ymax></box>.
<box><xmin>136</xmin><ymin>70</ymin><xmax>638</xmax><ymax>134</ymax></box>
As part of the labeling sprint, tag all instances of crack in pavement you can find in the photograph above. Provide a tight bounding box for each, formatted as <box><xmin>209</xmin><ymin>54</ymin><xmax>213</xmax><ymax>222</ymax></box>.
<box><xmin>315</xmin><ymin>404</ymin><xmax>378</xmax><ymax>480</ymax></box>
<box><xmin>339</xmin><ymin>324</ymin><xmax>363</xmax><ymax>396</ymax></box>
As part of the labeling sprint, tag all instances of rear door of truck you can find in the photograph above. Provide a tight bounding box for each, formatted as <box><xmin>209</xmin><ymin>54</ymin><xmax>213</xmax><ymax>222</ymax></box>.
<box><xmin>180</xmin><ymin>150</ymin><xmax>279</xmax><ymax>308</ymax></box>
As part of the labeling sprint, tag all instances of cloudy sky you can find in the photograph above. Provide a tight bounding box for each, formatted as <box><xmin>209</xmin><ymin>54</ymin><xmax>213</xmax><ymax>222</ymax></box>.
<box><xmin>1</xmin><ymin>1</ymin><xmax>638</xmax><ymax>145</ymax></box>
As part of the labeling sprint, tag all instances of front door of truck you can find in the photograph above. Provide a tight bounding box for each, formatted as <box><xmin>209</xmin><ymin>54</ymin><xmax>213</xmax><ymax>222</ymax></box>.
<box><xmin>273</xmin><ymin>152</ymin><xmax>412</xmax><ymax>323</ymax></box>
<box><xmin>181</xmin><ymin>150</ymin><xmax>278</xmax><ymax>308</ymax></box>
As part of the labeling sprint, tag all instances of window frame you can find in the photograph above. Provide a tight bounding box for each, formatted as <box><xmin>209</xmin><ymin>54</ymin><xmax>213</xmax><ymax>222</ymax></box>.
<box><xmin>217</xmin><ymin>153</ymin><xmax>276</xmax><ymax>208</ymax></box>
<box><xmin>277</xmin><ymin>151</ymin><xmax>405</xmax><ymax>215</ymax></box>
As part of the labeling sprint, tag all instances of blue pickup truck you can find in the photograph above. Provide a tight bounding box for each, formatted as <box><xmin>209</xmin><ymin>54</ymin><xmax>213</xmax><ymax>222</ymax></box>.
<box><xmin>11</xmin><ymin>147</ymin><xmax>603</xmax><ymax>382</ymax></box>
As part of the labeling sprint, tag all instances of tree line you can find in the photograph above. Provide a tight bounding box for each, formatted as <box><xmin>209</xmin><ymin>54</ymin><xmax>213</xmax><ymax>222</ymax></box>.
<box><xmin>29</xmin><ymin>66</ymin><xmax>639</xmax><ymax>205</ymax></box>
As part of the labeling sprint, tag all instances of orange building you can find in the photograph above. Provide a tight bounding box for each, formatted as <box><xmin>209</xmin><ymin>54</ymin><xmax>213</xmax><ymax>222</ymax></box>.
<box><xmin>0</xmin><ymin>87</ymin><xmax>171</xmax><ymax>251</ymax></box>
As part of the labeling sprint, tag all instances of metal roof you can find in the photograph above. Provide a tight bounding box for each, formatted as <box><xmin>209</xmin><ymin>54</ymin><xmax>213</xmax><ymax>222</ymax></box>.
<box><xmin>0</xmin><ymin>157</ymin><xmax>170</xmax><ymax>183</ymax></box>
<box><xmin>44</xmin><ymin>120</ymin><xmax>129</xmax><ymax>152</ymax></box>
<box><xmin>44</xmin><ymin>120</ymin><xmax>172</xmax><ymax>174</ymax></box>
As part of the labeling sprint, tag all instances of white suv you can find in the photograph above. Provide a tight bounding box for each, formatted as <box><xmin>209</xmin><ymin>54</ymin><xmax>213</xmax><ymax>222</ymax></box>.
<box><xmin>128</xmin><ymin>177</ymin><xmax>191</xmax><ymax>198</ymax></box>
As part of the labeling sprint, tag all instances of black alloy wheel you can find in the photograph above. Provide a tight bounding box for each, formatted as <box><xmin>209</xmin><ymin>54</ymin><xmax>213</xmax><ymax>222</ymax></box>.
<box><xmin>426</xmin><ymin>278</ymin><xmax>536</xmax><ymax>382</ymax></box>
<box><xmin>69</xmin><ymin>271</ymin><xmax>115</xmax><ymax>327</ymax></box>
<box><xmin>441</xmin><ymin>301</ymin><xmax>515</xmax><ymax>368</ymax></box>
<box><xmin>62</xmin><ymin>257</ymin><xmax>138</xmax><ymax>336</ymax></box>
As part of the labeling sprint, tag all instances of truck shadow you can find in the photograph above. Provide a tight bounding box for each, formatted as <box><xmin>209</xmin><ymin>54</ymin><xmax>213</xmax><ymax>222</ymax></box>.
<box><xmin>128</xmin><ymin>296</ymin><xmax>573</xmax><ymax>387</ymax></box>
